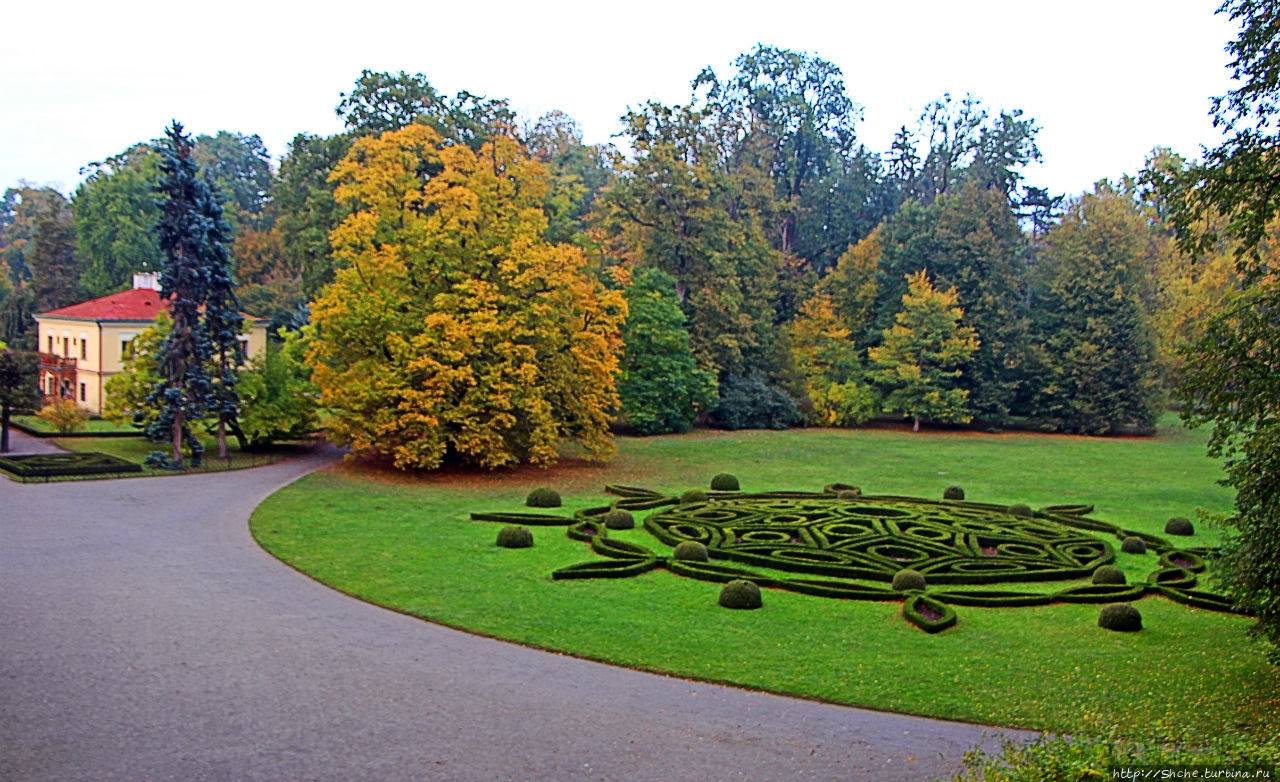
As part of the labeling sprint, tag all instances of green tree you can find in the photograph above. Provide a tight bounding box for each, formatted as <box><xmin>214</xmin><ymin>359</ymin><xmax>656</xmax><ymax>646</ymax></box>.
<box><xmin>200</xmin><ymin>173</ymin><xmax>244</xmax><ymax>459</ymax></box>
<box><xmin>0</xmin><ymin>348</ymin><xmax>39</xmax><ymax>452</ymax></box>
<box><xmin>1031</xmin><ymin>184</ymin><xmax>1163</xmax><ymax>435</ymax></box>
<box><xmin>193</xmin><ymin>131</ymin><xmax>273</xmax><ymax>227</ymax></box>
<box><xmin>869</xmin><ymin>270</ymin><xmax>979</xmax><ymax>432</ymax></box>
<box><xmin>1165</xmin><ymin>0</ymin><xmax>1280</xmax><ymax>661</ymax></box>
<box><xmin>103</xmin><ymin>312</ymin><xmax>170</xmax><ymax>429</ymax></box>
<box><xmin>148</xmin><ymin>121</ymin><xmax>226</xmax><ymax>468</ymax></box>
<box><xmin>617</xmin><ymin>268</ymin><xmax>717</xmax><ymax>435</ymax></box>
<box><xmin>872</xmin><ymin>183</ymin><xmax>1031</xmax><ymax>424</ymax></box>
<box><xmin>73</xmin><ymin>144</ymin><xmax>163</xmax><ymax>296</ymax></box>
<box><xmin>787</xmin><ymin>292</ymin><xmax>878</xmax><ymax>426</ymax></box>
<box><xmin>28</xmin><ymin>191</ymin><xmax>83</xmax><ymax>312</ymax></box>
<box><xmin>274</xmin><ymin>132</ymin><xmax>352</xmax><ymax>300</ymax></box>
<box><xmin>1181</xmin><ymin>285</ymin><xmax>1280</xmax><ymax>660</ymax></box>
<box><xmin>336</xmin><ymin>69</ymin><xmax>516</xmax><ymax>150</ymax></box>
<box><xmin>237</xmin><ymin>327</ymin><xmax>319</xmax><ymax>444</ymax></box>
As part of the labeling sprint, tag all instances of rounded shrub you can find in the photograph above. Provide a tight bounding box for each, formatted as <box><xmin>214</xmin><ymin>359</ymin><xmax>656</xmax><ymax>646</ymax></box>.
<box><xmin>680</xmin><ymin>489</ymin><xmax>708</xmax><ymax>505</ymax></box>
<box><xmin>1008</xmin><ymin>503</ymin><xmax>1033</xmax><ymax>517</ymax></box>
<box><xmin>1091</xmin><ymin>565</ymin><xmax>1127</xmax><ymax>585</ymax></box>
<box><xmin>718</xmin><ymin>579</ymin><xmax>762</xmax><ymax>609</ymax></box>
<box><xmin>836</xmin><ymin>490</ymin><xmax>861</xmax><ymax>500</ymax></box>
<box><xmin>710</xmin><ymin>473</ymin><xmax>740</xmax><ymax>491</ymax></box>
<box><xmin>1165</xmin><ymin>517</ymin><xmax>1194</xmax><ymax>536</ymax></box>
<box><xmin>1120</xmin><ymin>536</ymin><xmax>1147</xmax><ymax>555</ymax></box>
<box><xmin>1098</xmin><ymin>603</ymin><xmax>1143</xmax><ymax>632</ymax></box>
<box><xmin>603</xmin><ymin>508</ymin><xmax>635</xmax><ymax>530</ymax></box>
<box><xmin>943</xmin><ymin>486</ymin><xmax>965</xmax><ymax>500</ymax></box>
<box><xmin>891</xmin><ymin>569</ymin><xmax>927</xmax><ymax>591</ymax></box>
<box><xmin>672</xmin><ymin>541</ymin><xmax>709</xmax><ymax>562</ymax></box>
<box><xmin>525</xmin><ymin>487</ymin><xmax>562</xmax><ymax>508</ymax></box>
<box><xmin>496</xmin><ymin>525</ymin><xmax>534</xmax><ymax>548</ymax></box>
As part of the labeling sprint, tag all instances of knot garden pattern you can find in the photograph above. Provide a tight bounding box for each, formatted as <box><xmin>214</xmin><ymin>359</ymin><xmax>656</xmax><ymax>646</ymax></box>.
<box><xmin>472</xmin><ymin>483</ymin><xmax>1245</xmax><ymax>632</ymax></box>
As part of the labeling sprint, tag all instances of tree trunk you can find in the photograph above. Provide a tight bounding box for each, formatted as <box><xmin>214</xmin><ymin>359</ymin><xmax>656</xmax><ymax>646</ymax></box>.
<box><xmin>913</xmin><ymin>416</ymin><xmax>921</xmax><ymax>433</ymax></box>
<box><xmin>1</xmin><ymin>405</ymin><xmax>10</xmax><ymax>453</ymax></box>
<box><xmin>227</xmin><ymin>418</ymin><xmax>249</xmax><ymax>451</ymax></box>
<box><xmin>217</xmin><ymin>415</ymin><xmax>228</xmax><ymax>460</ymax></box>
<box><xmin>172</xmin><ymin>407</ymin><xmax>184</xmax><ymax>469</ymax></box>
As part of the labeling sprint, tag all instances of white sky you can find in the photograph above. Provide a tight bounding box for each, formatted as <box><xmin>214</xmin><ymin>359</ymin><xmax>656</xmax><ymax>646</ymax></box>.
<box><xmin>3</xmin><ymin>0</ymin><xmax>1238</xmax><ymax>200</ymax></box>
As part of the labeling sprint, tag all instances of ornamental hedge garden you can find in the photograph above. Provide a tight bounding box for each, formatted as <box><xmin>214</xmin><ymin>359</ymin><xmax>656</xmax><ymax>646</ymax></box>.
<box><xmin>473</xmin><ymin>477</ymin><xmax>1242</xmax><ymax>633</ymax></box>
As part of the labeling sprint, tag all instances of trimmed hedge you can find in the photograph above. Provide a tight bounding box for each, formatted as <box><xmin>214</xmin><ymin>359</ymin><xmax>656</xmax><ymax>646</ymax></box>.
<box><xmin>718</xmin><ymin>579</ymin><xmax>763</xmax><ymax>609</ymax></box>
<box><xmin>943</xmin><ymin>485</ymin><xmax>965</xmax><ymax>500</ymax></box>
<box><xmin>1091</xmin><ymin>565</ymin><xmax>1126</xmax><ymax>585</ymax></box>
<box><xmin>679</xmin><ymin>489</ymin><xmax>708</xmax><ymax>505</ymax></box>
<box><xmin>1120</xmin><ymin>536</ymin><xmax>1147</xmax><ymax>555</ymax></box>
<box><xmin>603</xmin><ymin>508</ymin><xmax>635</xmax><ymax>530</ymax></box>
<box><xmin>710</xmin><ymin>473</ymin><xmax>740</xmax><ymax>491</ymax></box>
<box><xmin>672</xmin><ymin>541</ymin><xmax>709</xmax><ymax>562</ymax></box>
<box><xmin>0</xmin><ymin>452</ymin><xmax>143</xmax><ymax>478</ymax></box>
<box><xmin>496</xmin><ymin>525</ymin><xmax>534</xmax><ymax>548</ymax></box>
<box><xmin>1098</xmin><ymin>603</ymin><xmax>1143</xmax><ymax>632</ymax></box>
<box><xmin>891</xmin><ymin>569</ymin><xmax>926</xmax><ymax>591</ymax></box>
<box><xmin>1165</xmin><ymin>517</ymin><xmax>1195</xmax><ymax>536</ymax></box>
<box><xmin>525</xmin><ymin>488</ymin><xmax>562</xmax><ymax>508</ymax></box>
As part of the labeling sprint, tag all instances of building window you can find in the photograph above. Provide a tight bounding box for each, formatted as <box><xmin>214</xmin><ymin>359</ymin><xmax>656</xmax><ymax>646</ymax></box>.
<box><xmin>238</xmin><ymin>338</ymin><xmax>250</xmax><ymax>360</ymax></box>
<box><xmin>79</xmin><ymin>383</ymin><xmax>86</xmax><ymax>402</ymax></box>
<box><xmin>47</xmin><ymin>335</ymin><xmax>53</xmax><ymax>353</ymax></box>
<box><xmin>80</xmin><ymin>341</ymin><xmax>87</xmax><ymax>360</ymax></box>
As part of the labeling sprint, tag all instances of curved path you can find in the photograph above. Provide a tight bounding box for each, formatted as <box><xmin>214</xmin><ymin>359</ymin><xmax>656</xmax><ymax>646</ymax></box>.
<box><xmin>1</xmin><ymin>440</ymin><xmax>1029</xmax><ymax>781</ymax></box>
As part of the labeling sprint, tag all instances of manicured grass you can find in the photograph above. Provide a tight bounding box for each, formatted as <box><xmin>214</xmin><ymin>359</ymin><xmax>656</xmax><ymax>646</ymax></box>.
<box><xmin>48</xmin><ymin>435</ymin><xmax>298</xmax><ymax>479</ymax></box>
<box><xmin>250</xmin><ymin>418</ymin><xmax>1280</xmax><ymax>737</ymax></box>
<box><xmin>12</xmin><ymin>414</ymin><xmax>138</xmax><ymax>435</ymax></box>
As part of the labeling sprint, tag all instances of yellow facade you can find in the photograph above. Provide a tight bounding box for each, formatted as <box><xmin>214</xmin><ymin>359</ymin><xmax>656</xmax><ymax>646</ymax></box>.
<box><xmin>34</xmin><ymin>314</ymin><xmax>269</xmax><ymax>415</ymax></box>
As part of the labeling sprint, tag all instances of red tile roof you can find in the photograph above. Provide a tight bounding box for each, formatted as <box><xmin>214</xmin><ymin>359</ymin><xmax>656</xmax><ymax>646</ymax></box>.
<box><xmin>37</xmin><ymin>288</ymin><xmax>264</xmax><ymax>322</ymax></box>
<box><xmin>38</xmin><ymin>288</ymin><xmax>166</xmax><ymax>321</ymax></box>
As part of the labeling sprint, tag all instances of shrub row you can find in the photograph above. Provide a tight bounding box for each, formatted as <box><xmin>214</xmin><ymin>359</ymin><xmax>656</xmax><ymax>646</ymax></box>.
<box><xmin>0</xmin><ymin>452</ymin><xmax>142</xmax><ymax>478</ymax></box>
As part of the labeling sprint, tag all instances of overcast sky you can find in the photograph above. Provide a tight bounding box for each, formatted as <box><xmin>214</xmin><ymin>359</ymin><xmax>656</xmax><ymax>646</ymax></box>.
<box><xmin>3</xmin><ymin>0</ymin><xmax>1239</xmax><ymax>200</ymax></box>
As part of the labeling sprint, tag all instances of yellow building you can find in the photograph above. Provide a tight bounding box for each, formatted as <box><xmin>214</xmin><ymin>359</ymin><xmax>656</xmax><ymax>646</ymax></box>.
<box><xmin>33</xmin><ymin>273</ymin><xmax>269</xmax><ymax>415</ymax></box>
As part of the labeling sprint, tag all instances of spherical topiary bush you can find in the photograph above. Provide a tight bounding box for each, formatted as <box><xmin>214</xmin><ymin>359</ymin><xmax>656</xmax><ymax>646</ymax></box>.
<box><xmin>710</xmin><ymin>473</ymin><xmax>740</xmax><ymax>491</ymax></box>
<box><xmin>1008</xmin><ymin>503</ymin><xmax>1032</xmax><ymax>517</ymax></box>
<box><xmin>1092</xmin><ymin>565</ymin><xmax>1127</xmax><ymax>585</ymax></box>
<box><xmin>496</xmin><ymin>525</ymin><xmax>534</xmax><ymax>548</ymax></box>
<box><xmin>1098</xmin><ymin>603</ymin><xmax>1143</xmax><ymax>632</ymax></box>
<box><xmin>526</xmin><ymin>487</ymin><xmax>562</xmax><ymax>508</ymax></box>
<box><xmin>680</xmin><ymin>489</ymin><xmax>708</xmax><ymax>505</ymax></box>
<box><xmin>1165</xmin><ymin>517</ymin><xmax>1195</xmax><ymax>536</ymax></box>
<box><xmin>603</xmin><ymin>509</ymin><xmax>635</xmax><ymax>530</ymax></box>
<box><xmin>943</xmin><ymin>486</ymin><xmax>965</xmax><ymax>500</ymax></box>
<box><xmin>1120</xmin><ymin>536</ymin><xmax>1147</xmax><ymax>555</ymax></box>
<box><xmin>718</xmin><ymin>579</ymin><xmax>762</xmax><ymax>609</ymax></box>
<box><xmin>672</xmin><ymin>541</ymin><xmax>709</xmax><ymax>561</ymax></box>
<box><xmin>892</xmin><ymin>569</ymin><xmax>927</xmax><ymax>591</ymax></box>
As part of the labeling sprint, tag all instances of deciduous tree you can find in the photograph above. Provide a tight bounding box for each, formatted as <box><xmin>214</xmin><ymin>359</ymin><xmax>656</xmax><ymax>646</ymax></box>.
<box><xmin>617</xmin><ymin>267</ymin><xmax>717</xmax><ymax>435</ymax></box>
<box><xmin>869</xmin><ymin>271</ymin><xmax>978</xmax><ymax>432</ymax></box>
<box><xmin>308</xmin><ymin>124</ymin><xmax>625</xmax><ymax>469</ymax></box>
<box><xmin>0</xmin><ymin>348</ymin><xmax>38</xmax><ymax>452</ymax></box>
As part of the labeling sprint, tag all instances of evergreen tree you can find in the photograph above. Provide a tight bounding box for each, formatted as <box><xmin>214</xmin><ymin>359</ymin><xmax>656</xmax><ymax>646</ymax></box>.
<box><xmin>1031</xmin><ymin>184</ymin><xmax>1162</xmax><ymax>434</ymax></box>
<box><xmin>148</xmin><ymin>121</ymin><xmax>228</xmax><ymax>468</ymax></box>
<box><xmin>617</xmin><ymin>268</ymin><xmax>718</xmax><ymax>435</ymax></box>
<box><xmin>199</xmin><ymin>171</ymin><xmax>244</xmax><ymax>458</ymax></box>
<box><xmin>0</xmin><ymin>348</ymin><xmax>39</xmax><ymax>452</ymax></box>
<box><xmin>869</xmin><ymin>271</ymin><xmax>979</xmax><ymax>432</ymax></box>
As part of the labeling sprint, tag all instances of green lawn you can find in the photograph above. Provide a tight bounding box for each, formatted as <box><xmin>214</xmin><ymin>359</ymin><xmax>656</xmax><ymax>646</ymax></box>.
<box><xmin>250</xmin><ymin>418</ymin><xmax>1280</xmax><ymax>738</ymax></box>
<box><xmin>50</xmin><ymin>435</ymin><xmax>299</xmax><ymax>478</ymax></box>
<box><xmin>12</xmin><ymin>414</ymin><xmax>138</xmax><ymax>435</ymax></box>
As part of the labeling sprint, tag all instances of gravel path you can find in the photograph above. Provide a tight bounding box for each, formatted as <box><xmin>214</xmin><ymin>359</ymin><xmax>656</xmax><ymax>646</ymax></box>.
<box><xmin>1</xmin><ymin>449</ymin><xmax>1029</xmax><ymax>781</ymax></box>
<box><xmin>2</xmin><ymin>427</ymin><xmax>68</xmax><ymax>455</ymax></box>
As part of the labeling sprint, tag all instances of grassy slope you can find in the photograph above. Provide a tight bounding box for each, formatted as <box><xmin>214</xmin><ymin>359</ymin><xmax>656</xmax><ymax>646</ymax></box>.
<box><xmin>250</xmin><ymin>419</ymin><xmax>1280</xmax><ymax>737</ymax></box>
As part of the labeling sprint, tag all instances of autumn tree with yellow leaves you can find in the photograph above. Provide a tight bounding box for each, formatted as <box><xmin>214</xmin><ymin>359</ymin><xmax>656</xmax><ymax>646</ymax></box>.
<box><xmin>307</xmin><ymin>124</ymin><xmax>626</xmax><ymax>470</ymax></box>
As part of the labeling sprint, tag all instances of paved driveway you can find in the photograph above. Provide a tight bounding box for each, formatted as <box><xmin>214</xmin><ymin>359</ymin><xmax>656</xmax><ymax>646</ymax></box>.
<box><xmin>1</xmin><ymin>449</ymin><xmax>1028</xmax><ymax>781</ymax></box>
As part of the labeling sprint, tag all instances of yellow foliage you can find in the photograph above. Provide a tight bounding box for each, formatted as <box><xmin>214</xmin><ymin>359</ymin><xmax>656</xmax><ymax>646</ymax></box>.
<box><xmin>308</xmin><ymin>125</ymin><xmax>625</xmax><ymax>470</ymax></box>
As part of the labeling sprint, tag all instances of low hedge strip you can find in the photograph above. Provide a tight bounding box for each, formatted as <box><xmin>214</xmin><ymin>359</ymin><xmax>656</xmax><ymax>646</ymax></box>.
<box><xmin>470</xmin><ymin>512</ymin><xmax>570</xmax><ymax>526</ymax></box>
<box><xmin>0</xmin><ymin>452</ymin><xmax>143</xmax><ymax>478</ymax></box>
<box><xmin>903</xmin><ymin>595</ymin><xmax>957</xmax><ymax>633</ymax></box>
<box><xmin>552</xmin><ymin>558</ymin><xmax>658</xmax><ymax>580</ymax></box>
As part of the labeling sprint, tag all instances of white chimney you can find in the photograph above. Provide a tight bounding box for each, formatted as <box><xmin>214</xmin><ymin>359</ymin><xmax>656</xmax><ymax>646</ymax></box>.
<box><xmin>133</xmin><ymin>272</ymin><xmax>161</xmax><ymax>291</ymax></box>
